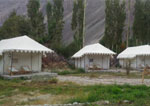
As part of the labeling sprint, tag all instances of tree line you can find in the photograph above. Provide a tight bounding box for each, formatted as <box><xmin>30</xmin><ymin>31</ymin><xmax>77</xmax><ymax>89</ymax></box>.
<box><xmin>0</xmin><ymin>0</ymin><xmax>149</xmax><ymax>57</ymax></box>
<box><xmin>101</xmin><ymin>0</ymin><xmax>150</xmax><ymax>53</ymax></box>
<box><xmin>132</xmin><ymin>0</ymin><xmax>150</xmax><ymax>46</ymax></box>
<box><xmin>0</xmin><ymin>0</ymin><xmax>85</xmax><ymax>58</ymax></box>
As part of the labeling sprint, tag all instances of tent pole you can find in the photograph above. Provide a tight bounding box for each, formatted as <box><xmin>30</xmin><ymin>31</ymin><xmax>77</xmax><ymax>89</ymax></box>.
<box><xmin>102</xmin><ymin>55</ymin><xmax>103</xmax><ymax>69</ymax></box>
<box><xmin>84</xmin><ymin>55</ymin><xmax>85</xmax><ymax>71</ymax></box>
<box><xmin>74</xmin><ymin>58</ymin><xmax>75</xmax><ymax>68</ymax></box>
<box><xmin>80</xmin><ymin>57</ymin><xmax>81</xmax><ymax>68</ymax></box>
<box><xmin>52</xmin><ymin>52</ymin><xmax>53</xmax><ymax>63</ymax></box>
<box><xmin>136</xmin><ymin>56</ymin><xmax>137</xmax><ymax>69</ymax></box>
<box><xmin>144</xmin><ymin>56</ymin><xmax>146</xmax><ymax>66</ymax></box>
<box><xmin>77</xmin><ymin>58</ymin><xmax>78</xmax><ymax>68</ymax></box>
<box><xmin>108</xmin><ymin>55</ymin><xmax>109</xmax><ymax>69</ymax></box>
<box><xmin>38</xmin><ymin>52</ymin><xmax>39</xmax><ymax>72</ymax></box>
<box><xmin>10</xmin><ymin>52</ymin><xmax>13</xmax><ymax>76</ymax></box>
<box><xmin>31</xmin><ymin>52</ymin><xmax>32</xmax><ymax>72</ymax></box>
<box><xmin>76</xmin><ymin>58</ymin><xmax>77</xmax><ymax>68</ymax></box>
<box><xmin>123</xmin><ymin>59</ymin><xmax>124</xmax><ymax>68</ymax></box>
<box><xmin>3</xmin><ymin>53</ymin><xmax>4</xmax><ymax>75</ymax></box>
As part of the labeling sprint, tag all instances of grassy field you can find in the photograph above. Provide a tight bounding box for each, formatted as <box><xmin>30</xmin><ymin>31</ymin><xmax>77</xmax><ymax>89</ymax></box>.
<box><xmin>52</xmin><ymin>69</ymin><xmax>150</xmax><ymax>79</ymax></box>
<box><xmin>0</xmin><ymin>77</ymin><xmax>150</xmax><ymax>106</ymax></box>
<box><xmin>67</xmin><ymin>72</ymin><xmax>145</xmax><ymax>79</ymax></box>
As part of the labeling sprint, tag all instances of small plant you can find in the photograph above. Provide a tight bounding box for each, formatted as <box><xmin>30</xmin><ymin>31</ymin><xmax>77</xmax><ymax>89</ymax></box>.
<box><xmin>89</xmin><ymin>74</ymin><xmax>99</xmax><ymax>78</ymax></box>
<box><xmin>77</xmin><ymin>68</ymin><xmax>85</xmax><ymax>73</ymax></box>
<box><xmin>58</xmin><ymin>70</ymin><xmax>72</xmax><ymax>75</ymax></box>
<box><xmin>48</xmin><ymin>78</ymin><xmax>58</xmax><ymax>84</ymax></box>
<box><xmin>53</xmin><ymin>68</ymin><xmax>85</xmax><ymax>75</ymax></box>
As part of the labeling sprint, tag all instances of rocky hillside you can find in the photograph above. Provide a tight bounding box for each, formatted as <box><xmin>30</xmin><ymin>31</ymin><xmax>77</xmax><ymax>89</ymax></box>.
<box><xmin>0</xmin><ymin>0</ymin><xmax>135</xmax><ymax>45</ymax></box>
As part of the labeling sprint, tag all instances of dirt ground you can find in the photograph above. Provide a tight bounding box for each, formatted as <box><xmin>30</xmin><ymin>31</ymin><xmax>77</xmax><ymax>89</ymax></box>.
<box><xmin>58</xmin><ymin>75</ymin><xmax>150</xmax><ymax>86</ymax></box>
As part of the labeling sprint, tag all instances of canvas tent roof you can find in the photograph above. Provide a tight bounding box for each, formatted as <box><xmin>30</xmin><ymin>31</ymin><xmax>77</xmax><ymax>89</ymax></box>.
<box><xmin>72</xmin><ymin>43</ymin><xmax>116</xmax><ymax>58</ymax></box>
<box><xmin>0</xmin><ymin>35</ymin><xmax>53</xmax><ymax>55</ymax></box>
<box><xmin>117</xmin><ymin>45</ymin><xmax>150</xmax><ymax>59</ymax></box>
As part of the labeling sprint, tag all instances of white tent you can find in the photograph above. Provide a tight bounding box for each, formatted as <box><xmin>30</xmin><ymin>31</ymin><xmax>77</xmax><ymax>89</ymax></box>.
<box><xmin>0</xmin><ymin>35</ymin><xmax>53</xmax><ymax>75</ymax></box>
<box><xmin>72</xmin><ymin>43</ymin><xmax>116</xmax><ymax>72</ymax></box>
<box><xmin>117</xmin><ymin>45</ymin><xmax>150</xmax><ymax>69</ymax></box>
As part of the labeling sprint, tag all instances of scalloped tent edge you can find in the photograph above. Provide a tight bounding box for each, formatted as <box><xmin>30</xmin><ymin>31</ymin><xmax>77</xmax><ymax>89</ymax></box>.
<box><xmin>72</xmin><ymin>43</ymin><xmax>116</xmax><ymax>58</ymax></box>
<box><xmin>0</xmin><ymin>35</ymin><xmax>54</xmax><ymax>55</ymax></box>
<box><xmin>117</xmin><ymin>45</ymin><xmax>150</xmax><ymax>59</ymax></box>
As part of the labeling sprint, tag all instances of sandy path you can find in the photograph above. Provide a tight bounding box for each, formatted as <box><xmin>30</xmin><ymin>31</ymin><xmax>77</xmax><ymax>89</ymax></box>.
<box><xmin>58</xmin><ymin>76</ymin><xmax>150</xmax><ymax>86</ymax></box>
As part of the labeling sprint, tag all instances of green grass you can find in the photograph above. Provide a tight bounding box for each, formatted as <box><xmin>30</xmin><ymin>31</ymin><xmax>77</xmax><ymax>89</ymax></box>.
<box><xmin>67</xmin><ymin>84</ymin><xmax>150</xmax><ymax>106</ymax></box>
<box><xmin>52</xmin><ymin>68</ymin><xmax>85</xmax><ymax>75</ymax></box>
<box><xmin>0</xmin><ymin>77</ymin><xmax>150</xmax><ymax>105</ymax></box>
<box><xmin>67</xmin><ymin>71</ymin><xmax>150</xmax><ymax>79</ymax></box>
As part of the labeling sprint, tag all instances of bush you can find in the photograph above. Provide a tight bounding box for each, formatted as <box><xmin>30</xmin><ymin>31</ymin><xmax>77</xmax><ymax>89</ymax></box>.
<box><xmin>89</xmin><ymin>74</ymin><xmax>99</xmax><ymax>78</ymax></box>
<box><xmin>77</xmin><ymin>68</ymin><xmax>85</xmax><ymax>73</ymax></box>
<box><xmin>53</xmin><ymin>68</ymin><xmax>85</xmax><ymax>75</ymax></box>
<box><xmin>48</xmin><ymin>78</ymin><xmax>58</xmax><ymax>84</ymax></box>
<box><xmin>58</xmin><ymin>70</ymin><xmax>73</xmax><ymax>75</ymax></box>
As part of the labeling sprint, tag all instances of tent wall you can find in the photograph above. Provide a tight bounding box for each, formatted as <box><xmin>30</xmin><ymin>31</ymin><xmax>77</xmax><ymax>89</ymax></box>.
<box><xmin>2</xmin><ymin>52</ymin><xmax>42</xmax><ymax>75</ymax></box>
<box><xmin>119</xmin><ymin>56</ymin><xmax>150</xmax><ymax>69</ymax></box>
<box><xmin>3</xmin><ymin>52</ymin><xmax>11</xmax><ymax>74</ymax></box>
<box><xmin>0</xmin><ymin>56</ymin><xmax>3</xmax><ymax>74</ymax></box>
<box><xmin>31</xmin><ymin>53</ymin><xmax>42</xmax><ymax>72</ymax></box>
<box><xmin>119</xmin><ymin>58</ymin><xmax>136</xmax><ymax>69</ymax></box>
<box><xmin>74</xmin><ymin>55</ymin><xmax>110</xmax><ymax>72</ymax></box>
<box><xmin>145</xmin><ymin>56</ymin><xmax>150</xmax><ymax>66</ymax></box>
<box><xmin>136</xmin><ymin>56</ymin><xmax>150</xmax><ymax>68</ymax></box>
<box><xmin>86</xmin><ymin>55</ymin><xmax>110</xmax><ymax>69</ymax></box>
<box><xmin>75</xmin><ymin>55</ymin><xmax>88</xmax><ymax>69</ymax></box>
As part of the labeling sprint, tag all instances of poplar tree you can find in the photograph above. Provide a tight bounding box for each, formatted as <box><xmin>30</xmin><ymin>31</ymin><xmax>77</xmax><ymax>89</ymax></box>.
<box><xmin>101</xmin><ymin>0</ymin><xmax>126</xmax><ymax>53</ymax></box>
<box><xmin>46</xmin><ymin>2</ymin><xmax>55</xmax><ymax>43</ymax></box>
<box><xmin>133</xmin><ymin>0</ymin><xmax>150</xmax><ymax>45</ymax></box>
<box><xmin>53</xmin><ymin>0</ymin><xmax>64</xmax><ymax>45</ymax></box>
<box><xmin>27</xmin><ymin>0</ymin><xmax>45</xmax><ymax>40</ymax></box>
<box><xmin>71</xmin><ymin>0</ymin><xmax>84</xmax><ymax>50</ymax></box>
<box><xmin>46</xmin><ymin>0</ymin><xmax>64</xmax><ymax>49</ymax></box>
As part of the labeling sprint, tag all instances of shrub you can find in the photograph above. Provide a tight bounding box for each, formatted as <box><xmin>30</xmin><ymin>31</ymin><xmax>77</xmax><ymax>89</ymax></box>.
<box><xmin>89</xmin><ymin>74</ymin><xmax>99</xmax><ymax>78</ymax></box>
<box><xmin>58</xmin><ymin>70</ymin><xmax>72</xmax><ymax>75</ymax></box>
<box><xmin>77</xmin><ymin>68</ymin><xmax>85</xmax><ymax>73</ymax></box>
<box><xmin>49</xmin><ymin>78</ymin><xmax>58</xmax><ymax>84</ymax></box>
<box><xmin>54</xmin><ymin>68</ymin><xmax>85</xmax><ymax>75</ymax></box>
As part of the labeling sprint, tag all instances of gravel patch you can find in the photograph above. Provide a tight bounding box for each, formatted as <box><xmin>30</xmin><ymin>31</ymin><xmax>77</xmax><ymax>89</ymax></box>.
<box><xmin>58</xmin><ymin>76</ymin><xmax>150</xmax><ymax>86</ymax></box>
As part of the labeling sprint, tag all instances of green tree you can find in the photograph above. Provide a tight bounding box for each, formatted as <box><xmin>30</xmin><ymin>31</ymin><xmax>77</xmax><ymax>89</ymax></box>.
<box><xmin>46</xmin><ymin>2</ymin><xmax>55</xmax><ymax>43</ymax></box>
<box><xmin>71</xmin><ymin>0</ymin><xmax>85</xmax><ymax>50</ymax></box>
<box><xmin>27</xmin><ymin>0</ymin><xmax>45</xmax><ymax>40</ymax></box>
<box><xmin>0</xmin><ymin>11</ymin><xmax>31</xmax><ymax>40</ymax></box>
<box><xmin>46</xmin><ymin>0</ymin><xmax>64</xmax><ymax>50</ymax></box>
<box><xmin>53</xmin><ymin>0</ymin><xmax>64</xmax><ymax>45</ymax></box>
<box><xmin>133</xmin><ymin>0</ymin><xmax>150</xmax><ymax>45</ymax></box>
<box><xmin>100</xmin><ymin>0</ymin><xmax>126</xmax><ymax>53</ymax></box>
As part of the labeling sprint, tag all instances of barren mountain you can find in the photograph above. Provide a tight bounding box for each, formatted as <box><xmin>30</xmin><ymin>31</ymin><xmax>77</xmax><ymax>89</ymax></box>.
<box><xmin>0</xmin><ymin>0</ymin><xmax>135</xmax><ymax>45</ymax></box>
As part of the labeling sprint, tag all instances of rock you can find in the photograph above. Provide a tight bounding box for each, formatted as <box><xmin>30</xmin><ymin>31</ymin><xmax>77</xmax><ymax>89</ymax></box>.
<box><xmin>0</xmin><ymin>95</ymin><xmax>5</xmax><ymax>98</ymax></box>
<box><xmin>44</xmin><ymin>104</ymin><xmax>50</xmax><ymax>106</ymax></box>
<box><xmin>123</xmin><ymin>100</ymin><xmax>129</xmax><ymax>103</ymax></box>
<box><xmin>103</xmin><ymin>100</ymin><xmax>110</xmax><ymax>105</ymax></box>
<box><xmin>73</xmin><ymin>102</ymin><xmax>78</xmax><ymax>105</ymax></box>
<box><xmin>29</xmin><ymin>92</ymin><xmax>34</xmax><ymax>95</ymax></box>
